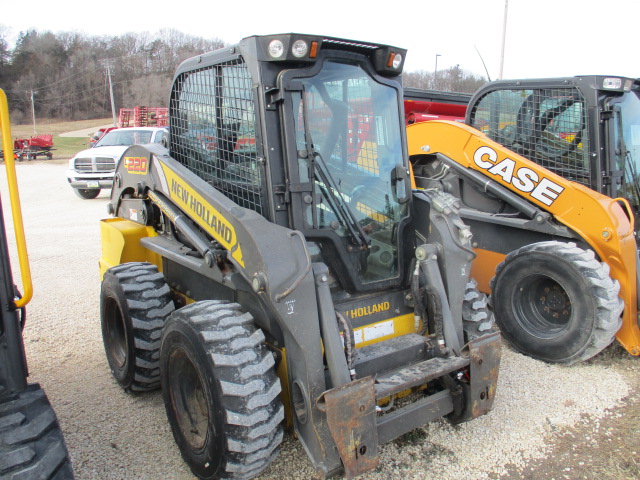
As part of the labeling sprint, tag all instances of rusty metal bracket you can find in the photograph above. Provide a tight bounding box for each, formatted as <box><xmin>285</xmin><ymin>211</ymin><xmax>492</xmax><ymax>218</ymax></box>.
<box><xmin>466</xmin><ymin>330</ymin><xmax>502</xmax><ymax>419</ymax></box>
<box><xmin>317</xmin><ymin>377</ymin><xmax>379</xmax><ymax>479</ymax></box>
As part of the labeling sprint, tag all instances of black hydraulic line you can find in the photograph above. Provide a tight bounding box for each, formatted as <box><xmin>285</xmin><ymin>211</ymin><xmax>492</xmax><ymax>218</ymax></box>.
<box><xmin>314</xmin><ymin>264</ymin><xmax>351</xmax><ymax>388</ymax></box>
<box><xmin>418</xmin><ymin>244</ymin><xmax>462</xmax><ymax>355</ymax></box>
<box><xmin>147</xmin><ymin>190</ymin><xmax>215</xmax><ymax>267</ymax></box>
<box><xmin>435</xmin><ymin>152</ymin><xmax>541</xmax><ymax>219</ymax></box>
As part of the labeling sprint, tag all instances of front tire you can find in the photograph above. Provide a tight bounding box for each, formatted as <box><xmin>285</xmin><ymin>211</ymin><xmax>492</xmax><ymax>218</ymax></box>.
<box><xmin>100</xmin><ymin>262</ymin><xmax>175</xmax><ymax>391</ymax></box>
<box><xmin>0</xmin><ymin>384</ymin><xmax>74</xmax><ymax>479</ymax></box>
<box><xmin>73</xmin><ymin>188</ymin><xmax>100</xmax><ymax>200</ymax></box>
<box><xmin>160</xmin><ymin>301</ymin><xmax>284</xmax><ymax>480</ymax></box>
<box><xmin>490</xmin><ymin>241</ymin><xmax>623</xmax><ymax>364</ymax></box>
<box><xmin>462</xmin><ymin>279</ymin><xmax>496</xmax><ymax>343</ymax></box>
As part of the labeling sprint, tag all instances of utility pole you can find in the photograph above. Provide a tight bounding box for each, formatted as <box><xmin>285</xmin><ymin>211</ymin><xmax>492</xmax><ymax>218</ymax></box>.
<box><xmin>104</xmin><ymin>61</ymin><xmax>117</xmax><ymax>126</ymax></box>
<box><xmin>499</xmin><ymin>0</ymin><xmax>509</xmax><ymax>79</ymax></box>
<box><xmin>29</xmin><ymin>89</ymin><xmax>37</xmax><ymax>134</ymax></box>
<box><xmin>434</xmin><ymin>54</ymin><xmax>441</xmax><ymax>89</ymax></box>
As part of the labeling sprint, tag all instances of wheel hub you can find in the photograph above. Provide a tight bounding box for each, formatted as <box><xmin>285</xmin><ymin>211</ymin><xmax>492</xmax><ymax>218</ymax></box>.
<box><xmin>168</xmin><ymin>348</ymin><xmax>209</xmax><ymax>451</ymax></box>
<box><xmin>515</xmin><ymin>274</ymin><xmax>572</xmax><ymax>337</ymax></box>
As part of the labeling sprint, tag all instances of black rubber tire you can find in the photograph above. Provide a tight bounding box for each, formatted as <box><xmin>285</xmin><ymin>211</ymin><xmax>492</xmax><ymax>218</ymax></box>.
<box><xmin>0</xmin><ymin>384</ymin><xmax>74</xmax><ymax>479</ymax></box>
<box><xmin>462</xmin><ymin>279</ymin><xmax>496</xmax><ymax>343</ymax></box>
<box><xmin>100</xmin><ymin>262</ymin><xmax>175</xmax><ymax>392</ymax></box>
<box><xmin>160</xmin><ymin>300</ymin><xmax>284</xmax><ymax>480</ymax></box>
<box><xmin>73</xmin><ymin>188</ymin><xmax>100</xmax><ymax>200</ymax></box>
<box><xmin>490</xmin><ymin>241</ymin><xmax>623</xmax><ymax>364</ymax></box>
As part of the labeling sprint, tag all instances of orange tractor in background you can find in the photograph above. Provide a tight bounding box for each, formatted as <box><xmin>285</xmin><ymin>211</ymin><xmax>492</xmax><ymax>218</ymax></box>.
<box><xmin>405</xmin><ymin>76</ymin><xmax>640</xmax><ymax>364</ymax></box>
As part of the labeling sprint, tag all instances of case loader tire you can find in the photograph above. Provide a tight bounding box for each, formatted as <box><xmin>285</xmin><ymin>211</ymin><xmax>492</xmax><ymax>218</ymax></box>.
<box><xmin>73</xmin><ymin>188</ymin><xmax>100</xmax><ymax>200</ymax></box>
<box><xmin>462</xmin><ymin>279</ymin><xmax>496</xmax><ymax>342</ymax></box>
<box><xmin>0</xmin><ymin>384</ymin><xmax>74</xmax><ymax>479</ymax></box>
<box><xmin>100</xmin><ymin>262</ymin><xmax>175</xmax><ymax>392</ymax></box>
<box><xmin>160</xmin><ymin>301</ymin><xmax>284</xmax><ymax>480</ymax></box>
<box><xmin>490</xmin><ymin>241</ymin><xmax>623</xmax><ymax>364</ymax></box>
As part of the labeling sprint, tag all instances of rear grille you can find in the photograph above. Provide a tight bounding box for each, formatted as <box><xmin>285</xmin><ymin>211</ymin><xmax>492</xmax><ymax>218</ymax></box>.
<box><xmin>74</xmin><ymin>157</ymin><xmax>116</xmax><ymax>173</ymax></box>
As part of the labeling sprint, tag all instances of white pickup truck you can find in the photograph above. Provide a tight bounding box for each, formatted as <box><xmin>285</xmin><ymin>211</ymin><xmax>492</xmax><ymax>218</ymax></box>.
<box><xmin>66</xmin><ymin>126</ymin><xmax>168</xmax><ymax>199</ymax></box>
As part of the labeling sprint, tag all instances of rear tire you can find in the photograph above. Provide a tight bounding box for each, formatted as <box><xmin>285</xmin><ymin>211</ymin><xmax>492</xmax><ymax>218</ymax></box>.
<box><xmin>160</xmin><ymin>301</ymin><xmax>284</xmax><ymax>480</ymax></box>
<box><xmin>0</xmin><ymin>384</ymin><xmax>74</xmax><ymax>479</ymax></box>
<box><xmin>100</xmin><ymin>262</ymin><xmax>175</xmax><ymax>391</ymax></box>
<box><xmin>73</xmin><ymin>188</ymin><xmax>100</xmax><ymax>200</ymax></box>
<box><xmin>490</xmin><ymin>241</ymin><xmax>623</xmax><ymax>364</ymax></box>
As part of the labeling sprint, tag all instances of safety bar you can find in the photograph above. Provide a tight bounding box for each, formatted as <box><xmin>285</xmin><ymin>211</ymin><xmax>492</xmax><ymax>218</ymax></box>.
<box><xmin>0</xmin><ymin>89</ymin><xmax>32</xmax><ymax>308</ymax></box>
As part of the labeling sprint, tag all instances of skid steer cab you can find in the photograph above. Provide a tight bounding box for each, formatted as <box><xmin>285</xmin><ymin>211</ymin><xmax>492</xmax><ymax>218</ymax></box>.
<box><xmin>98</xmin><ymin>33</ymin><xmax>501</xmax><ymax>480</ymax></box>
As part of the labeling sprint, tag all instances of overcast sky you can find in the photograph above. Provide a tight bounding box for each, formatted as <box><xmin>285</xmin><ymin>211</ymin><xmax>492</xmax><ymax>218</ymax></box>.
<box><xmin>1</xmin><ymin>0</ymin><xmax>636</xmax><ymax>81</ymax></box>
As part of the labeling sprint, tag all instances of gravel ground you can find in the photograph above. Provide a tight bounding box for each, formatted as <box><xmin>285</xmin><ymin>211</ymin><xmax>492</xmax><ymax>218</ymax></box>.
<box><xmin>0</xmin><ymin>161</ymin><xmax>634</xmax><ymax>480</ymax></box>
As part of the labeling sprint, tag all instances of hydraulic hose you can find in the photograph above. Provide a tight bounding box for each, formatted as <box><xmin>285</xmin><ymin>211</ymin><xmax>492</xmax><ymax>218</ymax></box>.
<box><xmin>417</xmin><ymin>244</ymin><xmax>462</xmax><ymax>355</ymax></box>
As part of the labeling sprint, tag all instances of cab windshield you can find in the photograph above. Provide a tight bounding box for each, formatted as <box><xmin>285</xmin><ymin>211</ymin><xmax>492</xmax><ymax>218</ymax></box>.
<box><xmin>613</xmin><ymin>90</ymin><xmax>640</xmax><ymax>228</ymax></box>
<box><xmin>292</xmin><ymin>60</ymin><xmax>407</xmax><ymax>284</ymax></box>
<box><xmin>95</xmin><ymin>129</ymin><xmax>154</xmax><ymax>147</ymax></box>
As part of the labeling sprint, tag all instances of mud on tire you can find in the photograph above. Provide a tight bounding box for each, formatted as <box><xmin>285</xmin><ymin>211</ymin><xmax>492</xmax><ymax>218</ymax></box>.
<box><xmin>0</xmin><ymin>384</ymin><xmax>74</xmax><ymax>479</ymax></box>
<box><xmin>100</xmin><ymin>262</ymin><xmax>175</xmax><ymax>392</ymax></box>
<box><xmin>490</xmin><ymin>241</ymin><xmax>623</xmax><ymax>364</ymax></box>
<box><xmin>160</xmin><ymin>300</ymin><xmax>284</xmax><ymax>480</ymax></box>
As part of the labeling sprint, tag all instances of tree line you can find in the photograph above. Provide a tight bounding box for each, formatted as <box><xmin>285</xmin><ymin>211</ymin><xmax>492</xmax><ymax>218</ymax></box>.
<box><xmin>0</xmin><ymin>27</ymin><xmax>486</xmax><ymax>124</ymax></box>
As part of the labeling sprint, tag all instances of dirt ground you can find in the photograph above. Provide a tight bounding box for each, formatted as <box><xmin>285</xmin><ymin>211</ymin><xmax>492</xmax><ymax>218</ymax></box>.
<box><xmin>498</xmin><ymin>343</ymin><xmax>639</xmax><ymax>480</ymax></box>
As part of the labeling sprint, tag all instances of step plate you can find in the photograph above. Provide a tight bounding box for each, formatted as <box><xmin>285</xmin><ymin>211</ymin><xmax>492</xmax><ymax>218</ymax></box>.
<box><xmin>374</xmin><ymin>356</ymin><xmax>469</xmax><ymax>399</ymax></box>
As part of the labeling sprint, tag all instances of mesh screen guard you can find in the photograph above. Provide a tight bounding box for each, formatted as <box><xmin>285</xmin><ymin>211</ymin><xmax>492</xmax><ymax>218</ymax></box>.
<box><xmin>170</xmin><ymin>59</ymin><xmax>263</xmax><ymax>214</ymax></box>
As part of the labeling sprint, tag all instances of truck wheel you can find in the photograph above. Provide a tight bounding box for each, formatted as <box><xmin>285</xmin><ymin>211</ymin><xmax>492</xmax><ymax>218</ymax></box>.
<box><xmin>74</xmin><ymin>188</ymin><xmax>100</xmax><ymax>200</ymax></box>
<box><xmin>490</xmin><ymin>241</ymin><xmax>623</xmax><ymax>364</ymax></box>
<box><xmin>462</xmin><ymin>279</ymin><xmax>496</xmax><ymax>342</ymax></box>
<box><xmin>0</xmin><ymin>384</ymin><xmax>74</xmax><ymax>479</ymax></box>
<box><xmin>160</xmin><ymin>301</ymin><xmax>284</xmax><ymax>480</ymax></box>
<box><xmin>101</xmin><ymin>262</ymin><xmax>175</xmax><ymax>392</ymax></box>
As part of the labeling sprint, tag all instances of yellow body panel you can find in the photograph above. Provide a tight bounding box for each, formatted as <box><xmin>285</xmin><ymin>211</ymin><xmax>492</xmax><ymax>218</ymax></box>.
<box><xmin>407</xmin><ymin>120</ymin><xmax>640</xmax><ymax>356</ymax></box>
<box><xmin>99</xmin><ymin>218</ymin><xmax>162</xmax><ymax>279</ymax></box>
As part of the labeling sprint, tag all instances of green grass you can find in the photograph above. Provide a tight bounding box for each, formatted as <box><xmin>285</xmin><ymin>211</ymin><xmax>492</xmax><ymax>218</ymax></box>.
<box><xmin>54</xmin><ymin>136</ymin><xmax>93</xmax><ymax>159</ymax></box>
<box><xmin>3</xmin><ymin>117</ymin><xmax>112</xmax><ymax>162</ymax></box>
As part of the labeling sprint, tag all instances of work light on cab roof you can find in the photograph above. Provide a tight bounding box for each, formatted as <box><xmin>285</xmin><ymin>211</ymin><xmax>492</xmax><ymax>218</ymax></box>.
<box><xmin>257</xmin><ymin>33</ymin><xmax>406</xmax><ymax>75</ymax></box>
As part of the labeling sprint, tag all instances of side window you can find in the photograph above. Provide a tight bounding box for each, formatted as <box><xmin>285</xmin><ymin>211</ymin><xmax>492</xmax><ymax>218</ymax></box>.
<box><xmin>170</xmin><ymin>61</ymin><xmax>263</xmax><ymax>214</ymax></box>
<box><xmin>153</xmin><ymin>130</ymin><xmax>166</xmax><ymax>144</ymax></box>
<box><xmin>470</xmin><ymin>87</ymin><xmax>591</xmax><ymax>186</ymax></box>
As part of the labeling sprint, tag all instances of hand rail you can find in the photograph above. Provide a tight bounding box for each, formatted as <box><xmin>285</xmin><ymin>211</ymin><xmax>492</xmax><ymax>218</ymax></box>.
<box><xmin>0</xmin><ymin>89</ymin><xmax>32</xmax><ymax>308</ymax></box>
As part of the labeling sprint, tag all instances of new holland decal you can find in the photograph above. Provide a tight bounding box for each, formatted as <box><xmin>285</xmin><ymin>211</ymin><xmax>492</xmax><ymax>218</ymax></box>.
<box><xmin>161</xmin><ymin>165</ymin><xmax>244</xmax><ymax>267</ymax></box>
<box><xmin>346</xmin><ymin>301</ymin><xmax>391</xmax><ymax>319</ymax></box>
<box><xmin>473</xmin><ymin>146</ymin><xmax>565</xmax><ymax>206</ymax></box>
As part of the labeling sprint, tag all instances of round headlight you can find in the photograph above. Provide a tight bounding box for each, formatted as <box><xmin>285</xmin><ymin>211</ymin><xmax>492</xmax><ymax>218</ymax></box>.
<box><xmin>392</xmin><ymin>54</ymin><xmax>402</xmax><ymax>69</ymax></box>
<box><xmin>268</xmin><ymin>39</ymin><xmax>285</xmax><ymax>58</ymax></box>
<box><xmin>291</xmin><ymin>40</ymin><xmax>309</xmax><ymax>58</ymax></box>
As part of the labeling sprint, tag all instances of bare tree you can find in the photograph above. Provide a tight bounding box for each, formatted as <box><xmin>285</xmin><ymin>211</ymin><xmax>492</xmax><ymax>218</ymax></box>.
<box><xmin>404</xmin><ymin>66</ymin><xmax>486</xmax><ymax>93</ymax></box>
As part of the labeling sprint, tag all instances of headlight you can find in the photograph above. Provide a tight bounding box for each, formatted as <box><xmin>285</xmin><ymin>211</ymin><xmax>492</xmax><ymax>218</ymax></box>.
<box><xmin>602</xmin><ymin>77</ymin><xmax>622</xmax><ymax>90</ymax></box>
<box><xmin>391</xmin><ymin>53</ymin><xmax>402</xmax><ymax>69</ymax></box>
<box><xmin>291</xmin><ymin>40</ymin><xmax>308</xmax><ymax>58</ymax></box>
<box><xmin>268</xmin><ymin>39</ymin><xmax>285</xmax><ymax>59</ymax></box>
